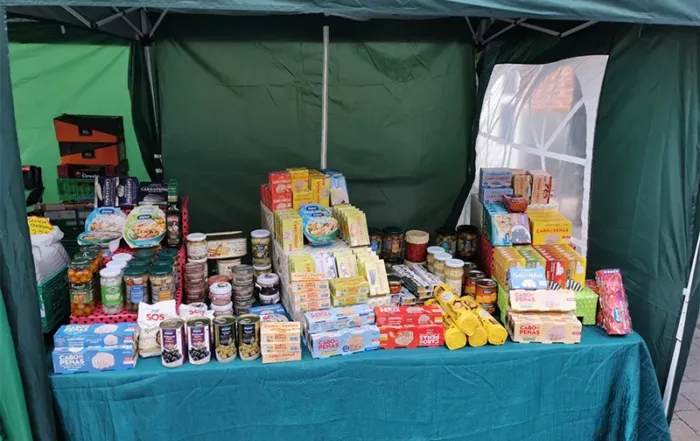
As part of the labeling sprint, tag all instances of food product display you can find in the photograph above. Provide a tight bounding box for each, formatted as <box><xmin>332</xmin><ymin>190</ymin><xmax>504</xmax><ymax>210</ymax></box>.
<box><xmin>260</xmin><ymin>322</ymin><xmax>302</xmax><ymax>364</ymax></box>
<box><xmin>237</xmin><ymin>314</ymin><xmax>261</xmax><ymax>361</ymax></box>
<box><xmin>405</xmin><ymin>230</ymin><xmax>429</xmax><ymax>263</ymax></box>
<box><xmin>433</xmin><ymin>252</ymin><xmax>451</xmax><ymax>281</ymax></box>
<box><xmin>160</xmin><ymin>318</ymin><xmax>186</xmax><ymax>367</ymax></box>
<box><xmin>444</xmin><ymin>259</ymin><xmax>464</xmax><ymax>296</ymax></box>
<box><xmin>251</xmin><ymin>229</ymin><xmax>272</xmax><ymax>265</ymax></box>
<box><xmin>456</xmin><ymin>225</ymin><xmax>478</xmax><ymax>260</ymax></box>
<box><xmin>595</xmin><ymin>269</ymin><xmax>632</xmax><ymax>335</ymax></box>
<box><xmin>381</xmin><ymin>227</ymin><xmax>405</xmax><ymax>262</ymax></box>
<box><xmin>214</xmin><ymin>316</ymin><xmax>237</xmax><ymax>362</ymax></box>
<box><xmin>435</xmin><ymin>227</ymin><xmax>456</xmax><ymax>255</ymax></box>
<box><xmin>206</xmin><ymin>231</ymin><xmax>246</xmax><ymax>260</ymax></box>
<box><xmin>124</xmin><ymin>205</ymin><xmax>167</xmax><ymax>248</ymax></box>
<box><xmin>150</xmin><ymin>266</ymin><xmax>174</xmax><ymax>303</ymax></box>
<box><xmin>186</xmin><ymin>317</ymin><xmax>212</xmax><ymax>365</ymax></box>
<box><xmin>186</xmin><ymin>233</ymin><xmax>208</xmax><ymax>260</ymax></box>
<box><xmin>100</xmin><ymin>268</ymin><xmax>124</xmax><ymax>315</ymax></box>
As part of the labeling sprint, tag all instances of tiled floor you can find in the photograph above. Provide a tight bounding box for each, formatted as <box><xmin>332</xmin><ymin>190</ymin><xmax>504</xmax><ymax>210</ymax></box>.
<box><xmin>672</xmin><ymin>319</ymin><xmax>700</xmax><ymax>440</ymax></box>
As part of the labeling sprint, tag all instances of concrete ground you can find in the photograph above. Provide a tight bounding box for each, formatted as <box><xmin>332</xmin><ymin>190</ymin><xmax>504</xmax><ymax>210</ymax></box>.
<box><xmin>672</xmin><ymin>318</ymin><xmax>700</xmax><ymax>440</ymax></box>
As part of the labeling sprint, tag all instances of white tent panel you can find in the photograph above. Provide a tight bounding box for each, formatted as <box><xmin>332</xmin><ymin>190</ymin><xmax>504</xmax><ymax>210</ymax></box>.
<box><xmin>461</xmin><ymin>55</ymin><xmax>608</xmax><ymax>255</ymax></box>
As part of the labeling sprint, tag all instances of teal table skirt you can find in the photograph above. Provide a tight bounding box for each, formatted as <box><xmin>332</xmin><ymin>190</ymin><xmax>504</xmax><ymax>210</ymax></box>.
<box><xmin>50</xmin><ymin>327</ymin><xmax>670</xmax><ymax>441</ymax></box>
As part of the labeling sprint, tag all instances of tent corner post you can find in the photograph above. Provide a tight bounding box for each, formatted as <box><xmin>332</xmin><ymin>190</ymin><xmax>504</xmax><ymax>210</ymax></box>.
<box><xmin>320</xmin><ymin>25</ymin><xmax>329</xmax><ymax>170</ymax></box>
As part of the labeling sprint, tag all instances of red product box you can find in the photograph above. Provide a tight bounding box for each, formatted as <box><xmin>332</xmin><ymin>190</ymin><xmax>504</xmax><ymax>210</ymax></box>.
<box><xmin>595</xmin><ymin>269</ymin><xmax>632</xmax><ymax>335</ymax></box>
<box><xmin>260</xmin><ymin>184</ymin><xmax>271</xmax><ymax>209</ymax></box>
<box><xmin>533</xmin><ymin>245</ymin><xmax>567</xmax><ymax>289</ymax></box>
<box><xmin>379</xmin><ymin>324</ymin><xmax>444</xmax><ymax>349</ymax></box>
<box><xmin>269</xmin><ymin>171</ymin><xmax>292</xmax><ymax>195</ymax></box>
<box><xmin>374</xmin><ymin>305</ymin><xmax>443</xmax><ymax>327</ymax></box>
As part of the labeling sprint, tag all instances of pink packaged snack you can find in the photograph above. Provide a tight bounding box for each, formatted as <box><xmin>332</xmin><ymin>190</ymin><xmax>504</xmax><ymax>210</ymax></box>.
<box><xmin>595</xmin><ymin>269</ymin><xmax>632</xmax><ymax>335</ymax></box>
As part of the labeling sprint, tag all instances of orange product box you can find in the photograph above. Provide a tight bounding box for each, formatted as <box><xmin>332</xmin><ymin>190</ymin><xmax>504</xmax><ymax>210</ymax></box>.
<box><xmin>550</xmin><ymin>245</ymin><xmax>586</xmax><ymax>290</ymax></box>
<box><xmin>260</xmin><ymin>184</ymin><xmax>272</xmax><ymax>209</ymax></box>
<box><xmin>379</xmin><ymin>324</ymin><xmax>445</xmax><ymax>349</ymax></box>
<box><xmin>262</xmin><ymin>351</ymin><xmax>302</xmax><ymax>364</ymax></box>
<box><xmin>528</xmin><ymin>170</ymin><xmax>553</xmax><ymax>204</ymax></box>
<box><xmin>374</xmin><ymin>305</ymin><xmax>443</xmax><ymax>327</ymax></box>
<box><xmin>533</xmin><ymin>245</ymin><xmax>568</xmax><ymax>289</ymax></box>
<box><xmin>511</xmin><ymin>169</ymin><xmax>532</xmax><ymax>199</ymax></box>
<box><xmin>269</xmin><ymin>171</ymin><xmax>292</xmax><ymax>195</ymax></box>
<box><xmin>54</xmin><ymin>114</ymin><xmax>126</xmax><ymax>166</ymax></box>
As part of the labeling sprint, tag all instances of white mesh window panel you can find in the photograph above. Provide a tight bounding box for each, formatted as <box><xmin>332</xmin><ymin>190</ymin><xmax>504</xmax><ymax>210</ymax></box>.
<box><xmin>464</xmin><ymin>55</ymin><xmax>609</xmax><ymax>255</ymax></box>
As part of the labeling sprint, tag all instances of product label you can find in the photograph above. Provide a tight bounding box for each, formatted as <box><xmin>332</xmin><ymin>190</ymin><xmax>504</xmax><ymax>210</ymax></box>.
<box><xmin>70</xmin><ymin>281</ymin><xmax>94</xmax><ymax>304</ymax></box>
<box><xmin>101</xmin><ymin>284</ymin><xmax>122</xmax><ymax>306</ymax></box>
<box><xmin>240</xmin><ymin>324</ymin><xmax>256</xmax><ymax>345</ymax></box>
<box><xmin>129</xmin><ymin>285</ymin><xmax>145</xmax><ymax>304</ymax></box>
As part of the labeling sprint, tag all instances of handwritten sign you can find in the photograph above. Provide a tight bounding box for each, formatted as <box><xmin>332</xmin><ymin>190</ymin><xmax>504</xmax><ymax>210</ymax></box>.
<box><xmin>28</xmin><ymin>216</ymin><xmax>53</xmax><ymax>235</ymax></box>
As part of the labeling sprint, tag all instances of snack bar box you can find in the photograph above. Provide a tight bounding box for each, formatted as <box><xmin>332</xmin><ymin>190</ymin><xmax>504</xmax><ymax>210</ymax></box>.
<box><xmin>53</xmin><ymin>114</ymin><xmax>126</xmax><ymax>166</ymax></box>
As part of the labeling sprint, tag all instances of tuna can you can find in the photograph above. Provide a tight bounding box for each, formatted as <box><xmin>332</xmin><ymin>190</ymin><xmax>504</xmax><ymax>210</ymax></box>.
<box><xmin>186</xmin><ymin>317</ymin><xmax>211</xmax><ymax>365</ymax></box>
<box><xmin>213</xmin><ymin>316</ymin><xmax>237</xmax><ymax>363</ymax></box>
<box><xmin>237</xmin><ymin>314</ymin><xmax>261</xmax><ymax>361</ymax></box>
<box><xmin>464</xmin><ymin>269</ymin><xmax>486</xmax><ymax>298</ymax></box>
<box><xmin>160</xmin><ymin>318</ymin><xmax>186</xmax><ymax>368</ymax></box>
<box><xmin>475</xmin><ymin>278</ymin><xmax>497</xmax><ymax>314</ymax></box>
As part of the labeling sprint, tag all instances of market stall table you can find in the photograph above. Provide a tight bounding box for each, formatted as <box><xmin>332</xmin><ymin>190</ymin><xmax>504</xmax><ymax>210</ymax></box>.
<box><xmin>50</xmin><ymin>327</ymin><xmax>670</xmax><ymax>441</ymax></box>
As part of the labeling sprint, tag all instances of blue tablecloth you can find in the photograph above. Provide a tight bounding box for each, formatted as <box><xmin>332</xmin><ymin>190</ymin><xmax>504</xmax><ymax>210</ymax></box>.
<box><xmin>50</xmin><ymin>327</ymin><xmax>670</xmax><ymax>441</ymax></box>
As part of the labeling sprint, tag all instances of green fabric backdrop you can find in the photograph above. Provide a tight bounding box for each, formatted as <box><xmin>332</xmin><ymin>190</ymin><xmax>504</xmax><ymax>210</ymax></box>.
<box><xmin>472</xmin><ymin>23</ymin><xmax>700</xmax><ymax>415</ymax></box>
<box><xmin>156</xmin><ymin>15</ymin><xmax>473</xmax><ymax>234</ymax></box>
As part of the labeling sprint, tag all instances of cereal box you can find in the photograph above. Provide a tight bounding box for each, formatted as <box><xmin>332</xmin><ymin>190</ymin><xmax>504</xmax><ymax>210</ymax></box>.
<box><xmin>528</xmin><ymin>170</ymin><xmax>553</xmax><ymax>204</ymax></box>
<box><xmin>304</xmin><ymin>304</ymin><xmax>375</xmax><ymax>333</ymax></box>
<box><xmin>307</xmin><ymin>325</ymin><xmax>380</xmax><ymax>358</ymax></box>
<box><xmin>54</xmin><ymin>323</ymin><xmax>137</xmax><ymax>348</ymax></box>
<box><xmin>269</xmin><ymin>171</ymin><xmax>292</xmax><ymax>195</ymax></box>
<box><xmin>480</xmin><ymin>168</ymin><xmax>512</xmax><ymax>189</ymax></box>
<box><xmin>287</xmin><ymin>168</ymin><xmax>309</xmax><ymax>192</ymax></box>
<box><xmin>52</xmin><ymin>345</ymin><xmax>138</xmax><ymax>374</ymax></box>
<box><xmin>506</xmin><ymin>311</ymin><xmax>581</xmax><ymax>344</ymax></box>
<box><xmin>374</xmin><ymin>305</ymin><xmax>443</xmax><ymax>327</ymax></box>
<box><xmin>379</xmin><ymin>324</ymin><xmax>444</xmax><ymax>349</ymax></box>
<box><xmin>508</xmin><ymin>289</ymin><xmax>576</xmax><ymax>312</ymax></box>
<box><xmin>512</xmin><ymin>170</ymin><xmax>532</xmax><ymax>199</ymax></box>
<box><xmin>481</xmin><ymin>187</ymin><xmax>514</xmax><ymax>204</ymax></box>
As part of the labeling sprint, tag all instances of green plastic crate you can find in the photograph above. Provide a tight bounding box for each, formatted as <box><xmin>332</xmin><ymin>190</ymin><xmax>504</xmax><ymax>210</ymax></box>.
<box><xmin>57</xmin><ymin>178</ymin><xmax>94</xmax><ymax>202</ymax></box>
<box><xmin>38</xmin><ymin>266</ymin><xmax>69</xmax><ymax>333</ymax></box>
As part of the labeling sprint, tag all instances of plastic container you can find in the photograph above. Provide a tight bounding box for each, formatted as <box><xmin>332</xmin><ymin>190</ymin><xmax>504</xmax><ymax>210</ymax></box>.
<box><xmin>158</xmin><ymin>248</ymin><xmax>179</xmax><ymax>259</ymax></box>
<box><xmin>150</xmin><ymin>266</ymin><xmax>174</xmax><ymax>303</ymax></box>
<box><xmin>187</xmin><ymin>233</ymin><xmax>208</xmax><ymax>260</ymax></box>
<box><xmin>253</xmin><ymin>264</ymin><xmax>272</xmax><ymax>279</ymax></box>
<box><xmin>124</xmin><ymin>265</ymin><xmax>149</xmax><ymax>311</ymax></box>
<box><xmin>405</xmin><ymin>230</ymin><xmax>429</xmax><ymax>263</ymax></box>
<box><xmin>210</xmin><ymin>282</ymin><xmax>233</xmax><ymax>306</ymax></box>
<box><xmin>212</xmin><ymin>302</ymin><xmax>234</xmax><ymax>317</ymax></box>
<box><xmin>134</xmin><ymin>249</ymin><xmax>156</xmax><ymax>261</ymax></box>
<box><xmin>250</xmin><ymin>229</ymin><xmax>271</xmax><ymax>266</ymax></box>
<box><xmin>100</xmin><ymin>267</ymin><xmax>124</xmax><ymax>315</ymax></box>
<box><xmin>106</xmin><ymin>260</ymin><xmax>128</xmax><ymax>272</ymax></box>
<box><xmin>231</xmin><ymin>265</ymin><xmax>254</xmax><ymax>286</ymax></box>
<box><xmin>426</xmin><ymin>246</ymin><xmax>445</xmax><ymax>273</ymax></box>
<box><xmin>433</xmin><ymin>252</ymin><xmax>452</xmax><ymax>281</ymax></box>
<box><xmin>445</xmin><ymin>259</ymin><xmax>465</xmax><ymax>296</ymax></box>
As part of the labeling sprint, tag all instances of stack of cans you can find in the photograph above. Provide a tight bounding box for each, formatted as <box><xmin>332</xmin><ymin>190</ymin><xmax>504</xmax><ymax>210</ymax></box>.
<box><xmin>231</xmin><ymin>265</ymin><xmax>255</xmax><ymax>314</ymax></box>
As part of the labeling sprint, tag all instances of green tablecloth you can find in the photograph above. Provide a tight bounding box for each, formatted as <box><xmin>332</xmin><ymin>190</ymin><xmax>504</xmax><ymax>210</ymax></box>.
<box><xmin>50</xmin><ymin>327</ymin><xmax>670</xmax><ymax>441</ymax></box>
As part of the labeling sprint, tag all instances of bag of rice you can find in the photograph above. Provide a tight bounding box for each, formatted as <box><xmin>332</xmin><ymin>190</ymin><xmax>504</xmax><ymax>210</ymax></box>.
<box><xmin>138</xmin><ymin>300</ymin><xmax>177</xmax><ymax>357</ymax></box>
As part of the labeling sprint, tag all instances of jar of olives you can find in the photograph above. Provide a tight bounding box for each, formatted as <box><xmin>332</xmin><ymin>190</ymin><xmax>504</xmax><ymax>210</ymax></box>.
<box><xmin>100</xmin><ymin>268</ymin><xmax>124</xmax><ymax>315</ymax></box>
<box><xmin>150</xmin><ymin>266</ymin><xmax>174</xmax><ymax>303</ymax></box>
<box><xmin>69</xmin><ymin>259</ymin><xmax>95</xmax><ymax>317</ymax></box>
<box><xmin>124</xmin><ymin>265</ymin><xmax>150</xmax><ymax>312</ymax></box>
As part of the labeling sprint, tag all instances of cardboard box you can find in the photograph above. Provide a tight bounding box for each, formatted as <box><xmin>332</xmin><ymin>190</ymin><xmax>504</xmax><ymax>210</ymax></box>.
<box><xmin>550</xmin><ymin>244</ymin><xmax>586</xmax><ymax>291</ymax></box>
<box><xmin>54</xmin><ymin>323</ymin><xmax>137</xmax><ymax>348</ymax></box>
<box><xmin>307</xmin><ymin>325</ymin><xmax>380</xmax><ymax>358</ymax></box>
<box><xmin>275</xmin><ymin>210</ymin><xmax>304</xmax><ymax>252</ymax></box>
<box><xmin>575</xmin><ymin>285</ymin><xmax>599</xmax><ymax>325</ymax></box>
<box><xmin>330</xmin><ymin>277</ymin><xmax>370</xmax><ymax>297</ymax></box>
<box><xmin>508</xmin><ymin>267</ymin><xmax>547</xmax><ymax>290</ymax></box>
<box><xmin>483</xmin><ymin>203</ymin><xmax>511</xmax><ymax>246</ymax></box>
<box><xmin>331</xmin><ymin>293</ymin><xmax>368</xmax><ymax>307</ymax></box>
<box><xmin>287</xmin><ymin>168</ymin><xmax>309</xmax><ymax>192</ymax></box>
<box><xmin>288</xmin><ymin>290</ymin><xmax>331</xmax><ymax>303</ymax></box>
<box><xmin>508</xmin><ymin>289</ymin><xmax>577</xmax><ymax>312</ymax></box>
<box><xmin>269</xmin><ymin>171</ymin><xmax>292</xmax><ymax>195</ymax></box>
<box><xmin>528</xmin><ymin>170</ymin><xmax>553</xmax><ymax>204</ymax></box>
<box><xmin>54</xmin><ymin>114</ymin><xmax>126</xmax><ymax>166</ymax></box>
<box><xmin>506</xmin><ymin>311</ymin><xmax>581</xmax><ymax>344</ymax></box>
<box><xmin>261</xmin><ymin>342</ymin><xmax>303</xmax><ymax>354</ymax></box>
<box><xmin>512</xmin><ymin>170</ymin><xmax>532</xmax><ymax>199</ymax></box>
<box><xmin>481</xmin><ymin>187</ymin><xmax>514</xmax><ymax>204</ymax></box>
<box><xmin>533</xmin><ymin>245</ymin><xmax>568</xmax><ymax>289</ymax></box>
<box><xmin>379</xmin><ymin>324</ymin><xmax>445</xmax><ymax>349</ymax></box>
<box><xmin>529</xmin><ymin>210</ymin><xmax>572</xmax><ymax>245</ymax></box>
<box><xmin>308</xmin><ymin>171</ymin><xmax>330</xmax><ymax>207</ymax></box>
<box><xmin>515</xmin><ymin>246</ymin><xmax>546</xmax><ymax>269</ymax></box>
<box><xmin>479</xmin><ymin>168</ymin><xmax>512</xmax><ymax>189</ymax></box>
<box><xmin>262</xmin><ymin>351</ymin><xmax>302</xmax><ymax>364</ymax></box>
<box><xmin>375</xmin><ymin>305</ymin><xmax>443</xmax><ymax>327</ymax></box>
<box><xmin>292</xmin><ymin>188</ymin><xmax>313</xmax><ymax>211</ymax></box>
<box><xmin>52</xmin><ymin>345</ymin><xmax>138</xmax><ymax>374</ymax></box>
<box><xmin>304</xmin><ymin>304</ymin><xmax>375</xmax><ymax>333</ymax></box>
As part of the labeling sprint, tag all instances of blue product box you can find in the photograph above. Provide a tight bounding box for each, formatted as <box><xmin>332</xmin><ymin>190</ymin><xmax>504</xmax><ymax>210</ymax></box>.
<box><xmin>54</xmin><ymin>323</ymin><xmax>137</xmax><ymax>348</ymax></box>
<box><xmin>321</xmin><ymin>169</ymin><xmax>350</xmax><ymax>206</ymax></box>
<box><xmin>479</xmin><ymin>168</ymin><xmax>512</xmax><ymax>189</ymax></box>
<box><xmin>307</xmin><ymin>324</ymin><xmax>380</xmax><ymax>359</ymax></box>
<box><xmin>304</xmin><ymin>304</ymin><xmax>375</xmax><ymax>333</ymax></box>
<box><xmin>508</xmin><ymin>267</ymin><xmax>547</xmax><ymax>290</ymax></box>
<box><xmin>483</xmin><ymin>203</ymin><xmax>512</xmax><ymax>246</ymax></box>
<box><xmin>480</xmin><ymin>187</ymin><xmax>514</xmax><ymax>204</ymax></box>
<box><xmin>248</xmin><ymin>304</ymin><xmax>289</xmax><ymax>321</ymax></box>
<box><xmin>52</xmin><ymin>345</ymin><xmax>138</xmax><ymax>375</ymax></box>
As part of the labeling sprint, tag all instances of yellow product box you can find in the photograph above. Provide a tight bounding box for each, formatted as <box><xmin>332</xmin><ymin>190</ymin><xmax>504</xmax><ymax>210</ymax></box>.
<box><xmin>550</xmin><ymin>245</ymin><xmax>586</xmax><ymax>290</ymax></box>
<box><xmin>289</xmin><ymin>279</ymin><xmax>330</xmax><ymax>292</ymax></box>
<box><xmin>289</xmin><ymin>254</ymin><xmax>316</xmax><ymax>275</ymax></box>
<box><xmin>274</xmin><ymin>208</ymin><xmax>296</xmax><ymax>242</ymax></box>
<box><xmin>334</xmin><ymin>250</ymin><xmax>358</xmax><ymax>278</ymax></box>
<box><xmin>308</xmin><ymin>171</ymin><xmax>330</xmax><ymax>208</ymax></box>
<box><xmin>508</xmin><ymin>289</ymin><xmax>576</xmax><ymax>312</ymax></box>
<box><xmin>261</xmin><ymin>341</ymin><xmax>302</xmax><ymax>354</ymax></box>
<box><xmin>359</xmin><ymin>257</ymin><xmax>390</xmax><ymax>296</ymax></box>
<box><xmin>493</xmin><ymin>248</ymin><xmax>526</xmax><ymax>287</ymax></box>
<box><xmin>330</xmin><ymin>276</ymin><xmax>371</xmax><ymax>297</ymax></box>
<box><xmin>292</xmin><ymin>188</ymin><xmax>313</xmax><ymax>211</ymax></box>
<box><xmin>511</xmin><ymin>169</ymin><xmax>532</xmax><ymax>199</ymax></box>
<box><xmin>260</xmin><ymin>323</ymin><xmax>302</xmax><ymax>344</ymax></box>
<box><xmin>344</xmin><ymin>208</ymin><xmax>370</xmax><ymax>247</ymax></box>
<box><xmin>331</xmin><ymin>292</ymin><xmax>369</xmax><ymax>307</ymax></box>
<box><xmin>262</xmin><ymin>351</ymin><xmax>302</xmax><ymax>364</ymax></box>
<box><xmin>287</xmin><ymin>168</ymin><xmax>309</xmax><ymax>193</ymax></box>
<box><xmin>506</xmin><ymin>311</ymin><xmax>582</xmax><ymax>344</ymax></box>
<box><xmin>290</xmin><ymin>272</ymin><xmax>328</xmax><ymax>282</ymax></box>
<box><xmin>331</xmin><ymin>204</ymin><xmax>352</xmax><ymax>239</ymax></box>
<box><xmin>515</xmin><ymin>246</ymin><xmax>546</xmax><ymax>269</ymax></box>
<box><xmin>276</xmin><ymin>211</ymin><xmax>304</xmax><ymax>252</ymax></box>
<box><xmin>287</xmin><ymin>299</ymin><xmax>331</xmax><ymax>313</ymax></box>
<box><xmin>290</xmin><ymin>290</ymin><xmax>331</xmax><ymax>303</ymax></box>
<box><xmin>529</xmin><ymin>210</ymin><xmax>572</xmax><ymax>245</ymax></box>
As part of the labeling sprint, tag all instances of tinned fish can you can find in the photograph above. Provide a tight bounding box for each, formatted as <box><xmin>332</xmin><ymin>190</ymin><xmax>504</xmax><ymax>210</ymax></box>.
<box><xmin>214</xmin><ymin>316</ymin><xmax>237</xmax><ymax>363</ymax></box>
<box><xmin>237</xmin><ymin>314</ymin><xmax>261</xmax><ymax>361</ymax></box>
<box><xmin>186</xmin><ymin>317</ymin><xmax>211</xmax><ymax>365</ymax></box>
<box><xmin>160</xmin><ymin>318</ymin><xmax>186</xmax><ymax>368</ymax></box>
<box><xmin>475</xmin><ymin>278</ymin><xmax>497</xmax><ymax>314</ymax></box>
<box><xmin>464</xmin><ymin>269</ymin><xmax>486</xmax><ymax>298</ymax></box>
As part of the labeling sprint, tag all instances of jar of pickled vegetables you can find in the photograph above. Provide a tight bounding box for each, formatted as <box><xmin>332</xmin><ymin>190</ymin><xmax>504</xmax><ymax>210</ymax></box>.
<box><xmin>100</xmin><ymin>268</ymin><xmax>124</xmax><ymax>315</ymax></box>
<box><xmin>69</xmin><ymin>259</ymin><xmax>95</xmax><ymax>317</ymax></box>
<box><xmin>433</xmin><ymin>252</ymin><xmax>452</xmax><ymax>281</ymax></box>
<box><xmin>426</xmin><ymin>246</ymin><xmax>445</xmax><ymax>273</ymax></box>
<box><xmin>444</xmin><ymin>259</ymin><xmax>465</xmax><ymax>295</ymax></box>
<box><xmin>150</xmin><ymin>266</ymin><xmax>174</xmax><ymax>303</ymax></box>
<box><xmin>435</xmin><ymin>227</ymin><xmax>456</xmax><ymax>255</ymax></box>
<box><xmin>154</xmin><ymin>256</ymin><xmax>177</xmax><ymax>287</ymax></box>
<box><xmin>381</xmin><ymin>227</ymin><xmax>405</xmax><ymax>262</ymax></box>
<box><xmin>124</xmin><ymin>265</ymin><xmax>150</xmax><ymax>312</ymax></box>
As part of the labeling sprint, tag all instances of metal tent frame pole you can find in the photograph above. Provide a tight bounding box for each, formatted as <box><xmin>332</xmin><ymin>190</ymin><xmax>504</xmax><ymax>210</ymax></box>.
<box><xmin>320</xmin><ymin>25</ymin><xmax>329</xmax><ymax>169</ymax></box>
<box><xmin>139</xmin><ymin>8</ymin><xmax>162</xmax><ymax>178</ymax></box>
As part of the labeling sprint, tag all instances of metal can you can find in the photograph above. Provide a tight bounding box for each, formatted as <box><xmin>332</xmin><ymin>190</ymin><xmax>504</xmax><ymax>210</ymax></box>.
<box><xmin>456</xmin><ymin>225</ymin><xmax>479</xmax><ymax>260</ymax></box>
<box><xmin>213</xmin><ymin>316</ymin><xmax>237</xmax><ymax>362</ymax></box>
<box><xmin>475</xmin><ymin>278</ymin><xmax>497</xmax><ymax>313</ymax></box>
<box><xmin>465</xmin><ymin>269</ymin><xmax>486</xmax><ymax>298</ymax></box>
<box><xmin>237</xmin><ymin>314</ymin><xmax>261</xmax><ymax>361</ymax></box>
<box><xmin>186</xmin><ymin>317</ymin><xmax>212</xmax><ymax>365</ymax></box>
<box><xmin>160</xmin><ymin>318</ymin><xmax>186</xmax><ymax>368</ymax></box>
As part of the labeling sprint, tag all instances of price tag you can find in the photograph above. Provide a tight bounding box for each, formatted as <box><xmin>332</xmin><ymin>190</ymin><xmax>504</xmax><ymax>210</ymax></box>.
<box><xmin>27</xmin><ymin>216</ymin><xmax>53</xmax><ymax>235</ymax></box>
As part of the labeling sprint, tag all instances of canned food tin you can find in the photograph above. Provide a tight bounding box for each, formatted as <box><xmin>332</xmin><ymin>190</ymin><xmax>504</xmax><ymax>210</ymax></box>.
<box><xmin>186</xmin><ymin>317</ymin><xmax>212</xmax><ymax>365</ymax></box>
<box><xmin>465</xmin><ymin>270</ymin><xmax>486</xmax><ymax>297</ymax></box>
<box><xmin>214</xmin><ymin>316</ymin><xmax>237</xmax><ymax>362</ymax></box>
<box><xmin>475</xmin><ymin>278</ymin><xmax>497</xmax><ymax>313</ymax></box>
<box><xmin>160</xmin><ymin>318</ymin><xmax>186</xmax><ymax>368</ymax></box>
<box><xmin>237</xmin><ymin>314</ymin><xmax>261</xmax><ymax>361</ymax></box>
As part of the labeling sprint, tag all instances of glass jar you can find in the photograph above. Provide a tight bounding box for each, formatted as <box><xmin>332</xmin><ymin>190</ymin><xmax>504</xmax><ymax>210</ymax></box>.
<box><xmin>435</xmin><ymin>227</ymin><xmax>456</xmax><ymax>255</ymax></box>
<box><xmin>106</xmin><ymin>260</ymin><xmax>128</xmax><ymax>273</ymax></box>
<box><xmin>212</xmin><ymin>302</ymin><xmax>234</xmax><ymax>317</ymax></box>
<box><xmin>405</xmin><ymin>230</ymin><xmax>429</xmax><ymax>263</ymax></box>
<box><xmin>232</xmin><ymin>265</ymin><xmax>254</xmax><ymax>286</ymax></box>
<box><xmin>445</xmin><ymin>259</ymin><xmax>465</xmax><ymax>296</ymax></box>
<box><xmin>433</xmin><ymin>252</ymin><xmax>452</xmax><ymax>281</ymax></box>
<box><xmin>100</xmin><ymin>267</ymin><xmax>124</xmax><ymax>315</ymax></box>
<box><xmin>111</xmin><ymin>253</ymin><xmax>134</xmax><ymax>264</ymax></box>
<box><xmin>388</xmin><ymin>275</ymin><xmax>402</xmax><ymax>295</ymax></box>
<box><xmin>210</xmin><ymin>282</ymin><xmax>233</xmax><ymax>306</ymax></box>
<box><xmin>381</xmin><ymin>227</ymin><xmax>405</xmax><ymax>262</ymax></box>
<box><xmin>426</xmin><ymin>246</ymin><xmax>445</xmax><ymax>274</ymax></box>
<box><xmin>257</xmin><ymin>273</ymin><xmax>280</xmax><ymax>305</ymax></box>
<box><xmin>150</xmin><ymin>266</ymin><xmax>175</xmax><ymax>303</ymax></box>
<box><xmin>187</xmin><ymin>233</ymin><xmax>208</xmax><ymax>260</ymax></box>
<box><xmin>253</xmin><ymin>264</ymin><xmax>272</xmax><ymax>280</ymax></box>
<box><xmin>250</xmin><ymin>229</ymin><xmax>271</xmax><ymax>266</ymax></box>
<box><xmin>134</xmin><ymin>249</ymin><xmax>156</xmax><ymax>261</ymax></box>
<box><xmin>456</xmin><ymin>225</ymin><xmax>479</xmax><ymax>261</ymax></box>
<box><xmin>154</xmin><ymin>256</ymin><xmax>177</xmax><ymax>285</ymax></box>
<box><xmin>69</xmin><ymin>259</ymin><xmax>95</xmax><ymax>317</ymax></box>
<box><xmin>368</xmin><ymin>228</ymin><xmax>382</xmax><ymax>256</ymax></box>
<box><xmin>158</xmin><ymin>248</ymin><xmax>179</xmax><ymax>259</ymax></box>
<box><xmin>124</xmin><ymin>265</ymin><xmax>149</xmax><ymax>312</ymax></box>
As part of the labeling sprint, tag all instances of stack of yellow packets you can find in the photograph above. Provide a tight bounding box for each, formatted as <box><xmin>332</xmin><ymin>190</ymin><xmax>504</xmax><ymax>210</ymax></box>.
<box><xmin>353</xmin><ymin>248</ymin><xmax>390</xmax><ymax>297</ymax></box>
<box><xmin>282</xmin><ymin>272</ymin><xmax>331</xmax><ymax>322</ymax></box>
<box><xmin>493</xmin><ymin>247</ymin><xmax>526</xmax><ymax>287</ymax></box>
<box><xmin>330</xmin><ymin>276</ymin><xmax>370</xmax><ymax>306</ymax></box>
<box><xmin>260</xmin><ymin>322</ymin><xmax>302</xmax><ymax>364</ymax></box>
<box><xmin>332</xmin><ymin>205</ymin><xmax>370</xmax><ymax>247</ymax></box>
<box><xmin>274</xmin><ymin>208</ymin><xmax>303</xmax><ymax>253</ymax></box>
